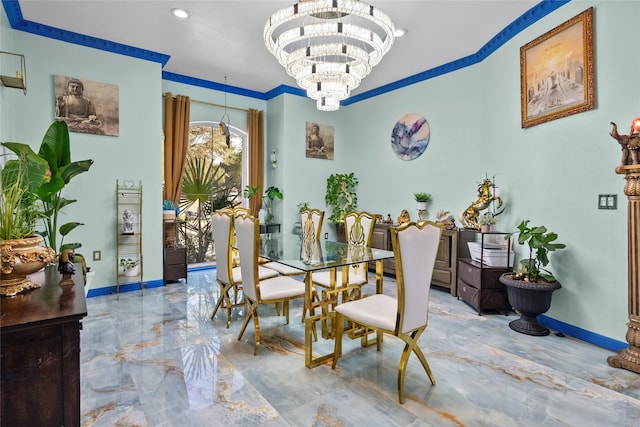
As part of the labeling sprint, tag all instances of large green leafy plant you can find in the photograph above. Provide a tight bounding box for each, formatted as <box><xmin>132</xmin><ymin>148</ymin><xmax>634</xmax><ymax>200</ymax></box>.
<box><xmin>181</xmin><ymin>156</ymin><xmax>237</xmax><ymax>263</ymax></box>
<box><xmin>325</xmin><ymin>172</ymin><xmax>358</xmax><ymax>224</ymax></box>
<box><xmin>263</xmin><ymin>186</ymin><xmax>283</xmax><ymax>223</ymax></box>
<box><xmin>1</xmin><ymin>121</ymin><xmax>93</xmax><ymax>253</ymax></box>
<box><xmin>506</xmin><ymin>220</ymin><xmax>566</xmax><ymax>283</ymax></box>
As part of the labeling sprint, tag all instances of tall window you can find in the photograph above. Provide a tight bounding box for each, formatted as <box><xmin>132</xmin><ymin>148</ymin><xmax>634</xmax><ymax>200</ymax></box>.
<box><xmin>180</xmin><ymin>121</ymin><xmax>246</xmax><ymax>265</ymax></box>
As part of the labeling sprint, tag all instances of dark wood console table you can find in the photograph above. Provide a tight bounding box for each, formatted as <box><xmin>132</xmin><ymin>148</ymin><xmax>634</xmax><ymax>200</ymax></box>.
<box><xmin>1</xmin><ymin>267</ymin><xmax>87</xmax><ymax>427</ymax></box>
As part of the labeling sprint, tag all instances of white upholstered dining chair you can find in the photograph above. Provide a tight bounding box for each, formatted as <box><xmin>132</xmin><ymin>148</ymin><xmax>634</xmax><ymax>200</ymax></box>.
<box><xmin>331</xmin><ymin>221</ymin><xmax>442</xmax><ymax>404</ymax></box>
<box><xmin>311</xmin><ymin>210</ymin><xmax>376</xmax><ymax>293</ymax></box>
<box><xmin>235</xmin><ymin>213</ymin><xmax>306</xmax><ymax>355</ymax></box>
<box><xmin>261</xmin><ymin>207</ymin><xmax>324</xmax><ymax>276</ymax></box>
<box><xmin>210</xmin><ymin>207</ymin><xmax>278</xmax><ymax>328</ymax></box>
<box><xmin>310</xmin><ymin>211</ymin><xmax>376</xmax><ymax>337</ymax></box>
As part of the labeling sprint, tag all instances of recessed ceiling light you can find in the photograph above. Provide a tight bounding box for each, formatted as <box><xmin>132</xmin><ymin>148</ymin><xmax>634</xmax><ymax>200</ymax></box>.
<box><xmin>170</xmin><ymin>8</ymin><xmax>190</xmax><ymax>19</ymax></box>
<box><xmin>394</xmin><ymin>28</ymin><xmax>408</xmax><ymax>38</ymax></box>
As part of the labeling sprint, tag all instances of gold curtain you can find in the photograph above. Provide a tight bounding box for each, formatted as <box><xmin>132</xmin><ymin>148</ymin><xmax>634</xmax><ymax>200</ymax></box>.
<box><xmin>248</xmin><ymin>108</ymin><xmax>265</xmax><ymax>218</ymax></box>
<box><xmin>163</xmin><ymin>93</ymin><xmax>190</xmax><ymax>206</ymax></box>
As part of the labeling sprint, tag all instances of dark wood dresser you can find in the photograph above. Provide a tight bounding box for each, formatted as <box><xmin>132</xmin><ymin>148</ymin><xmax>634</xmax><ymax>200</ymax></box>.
<box><xmin>164</xmin><ymin>247</ymin><xmax>187</xmax><ymax>283</ymax></box>
<box><xmin>163</xmin><ymin>218</ymin><xmax>187</xmax><ymax>283</ymax></box>
<box><xmin>1</xmin><ymin>268</ymin><xmax>87</xmax><ymax>427</ymax></box>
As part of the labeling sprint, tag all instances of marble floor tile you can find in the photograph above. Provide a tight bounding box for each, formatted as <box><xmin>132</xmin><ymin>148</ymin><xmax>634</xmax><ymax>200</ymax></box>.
<box><xmin>80</xmin><ymin>269</ymin><xmax>640</xmax><ymax>427</ymax></box>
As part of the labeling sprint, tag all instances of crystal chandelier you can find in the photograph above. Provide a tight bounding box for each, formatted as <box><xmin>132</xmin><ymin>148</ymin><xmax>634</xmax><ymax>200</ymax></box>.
<box><xmin>264</xmin><ymin>0</ymin><xmax>395</xmax><ymax>111</ymax></box>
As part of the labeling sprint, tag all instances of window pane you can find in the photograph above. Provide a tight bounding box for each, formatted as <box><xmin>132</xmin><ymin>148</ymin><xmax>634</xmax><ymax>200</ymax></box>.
<box><xmin>180</xmin><ymin>123</ymin><xmax>244</xmax><ymax>264</ymax></box>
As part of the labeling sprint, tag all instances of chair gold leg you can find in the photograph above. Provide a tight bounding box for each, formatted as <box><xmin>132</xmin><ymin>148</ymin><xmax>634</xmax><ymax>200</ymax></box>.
<box><xmin>211</xmin><ymin>282</ymin><xmax>233</xmax><ymax>329</ymax></box>
<box><xmin>225</xmin><ymin>290</ymin><xmax>233</xmax><ymax>329</ymax></box>
<box><xmin>284</xmin><ymin>300</ymin><xmax>290</xmax><ymax>324</ymax></box>
<box><xmin>210</xmin><ymin>288</ymin><xmax>225</xmax><ymax>320</ymax></box>
<box><xmin>409</xmin><ymin>329</ymin><xmax>436</xmax><ymax>385</ymax></box>
<box><xmin>331</xmin><ymin>312</ymin><xmax>345</xmax><ymax>369</ymax></box>
<box><xmin>397</xmin><ymin>328</ymin><xmax>435</xmax><ymax>404</ymax></box>
<box><xmin>237</xmin><ymin>301</ymin><xmax>254</xmax><ymax>341</ymax></box>
<box><xmin>252</xmin><ymin>304</ymin><xmax>261</xmax><ymax>356</ymax></box>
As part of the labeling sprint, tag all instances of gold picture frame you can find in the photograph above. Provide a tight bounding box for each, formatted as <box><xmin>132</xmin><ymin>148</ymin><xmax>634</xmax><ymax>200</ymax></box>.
<box><xmin>520</xmin><ymin>7</ymin><xmax>595</xmax><ymax>129</ymax></box>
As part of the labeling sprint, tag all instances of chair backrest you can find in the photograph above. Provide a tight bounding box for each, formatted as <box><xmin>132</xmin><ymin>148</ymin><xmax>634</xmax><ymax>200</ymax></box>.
<box><xmin>300</xmin><ymin>208</ymin><xmax>324</xmax><ymax>242</ymax></box>
<box><xmin>344</xmin><ymin>211</ymin><xmax>377</xmax><ymax>278</ymax></box>
<box><xmin>211</xmin><ymin>208</ymin><xmax>235</xmax><ymax>284</ymax></box>
<box><xmin>390</xmin><ymin>221</ymin><xmax>442</xmax><ymax>334</ymax></box>
<box><xmin>234</xmin><ymin>213</ymin><xmax>260</xmax><ymax>302</ymax></box>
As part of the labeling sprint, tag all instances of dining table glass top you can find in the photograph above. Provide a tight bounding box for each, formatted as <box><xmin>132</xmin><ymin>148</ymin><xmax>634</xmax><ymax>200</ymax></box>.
<box><xmin>259</xmin><ymin>233</ymin><xmax>394</xmax><ymax>272</ymax></box>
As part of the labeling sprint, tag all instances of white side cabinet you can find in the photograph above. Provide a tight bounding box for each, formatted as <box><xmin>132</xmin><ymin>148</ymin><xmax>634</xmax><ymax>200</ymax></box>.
<box><xmin>116</xmin><ymin>180</ymin><xmax>143</xmax><ymax>297</ymax></box>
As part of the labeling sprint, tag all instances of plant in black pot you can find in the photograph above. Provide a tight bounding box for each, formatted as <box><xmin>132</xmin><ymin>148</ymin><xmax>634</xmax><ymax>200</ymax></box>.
<box><xmin>500</xmin><ymin>220</ymin><xmax>566</xmax><ymax>336</ymax></box>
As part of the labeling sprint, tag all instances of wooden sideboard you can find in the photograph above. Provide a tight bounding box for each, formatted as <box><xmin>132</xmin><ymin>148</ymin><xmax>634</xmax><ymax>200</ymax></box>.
<box><xmin>1</xmin><ymin>267</ymin><xmax>87</xmax><ymax>427</ymax></box>
<box><xmin>368</xmin><ymin>224</ymin><xmax>459</xmax><ymax>296</ymax></box>
<box><xmin>432</xmin><ymin>228</ymin><xmax>459</xmax><ymax>296</ymax></box>
<box><xmin>369</xmin><ymin>223</ymin><xmax>396</xmax><ymax>276</ymax></box>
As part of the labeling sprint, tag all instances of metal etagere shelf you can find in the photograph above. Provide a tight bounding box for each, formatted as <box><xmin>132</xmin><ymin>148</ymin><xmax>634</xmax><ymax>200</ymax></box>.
<box><xmin>116</xmin><ymin>180</ymin><xmax>144</xmax><ymax>298</ymax></box>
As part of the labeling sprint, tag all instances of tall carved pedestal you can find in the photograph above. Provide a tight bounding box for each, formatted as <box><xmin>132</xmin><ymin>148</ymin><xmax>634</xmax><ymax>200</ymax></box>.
<box><xmin>607</xmin><ymin>164</ymin><xmax>640</xmax><ymax>374</ymax></box>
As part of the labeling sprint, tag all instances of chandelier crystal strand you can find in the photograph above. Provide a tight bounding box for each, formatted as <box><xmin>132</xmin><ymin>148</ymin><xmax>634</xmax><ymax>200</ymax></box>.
<box><xmin>264</xmin><ymin>0</ymin><xmax>395</xmax><ymax>111</ymax></box>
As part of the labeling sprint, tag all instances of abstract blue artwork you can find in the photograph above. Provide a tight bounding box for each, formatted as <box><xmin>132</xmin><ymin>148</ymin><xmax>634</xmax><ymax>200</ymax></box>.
<box><xmin>390</xmin><ymin>113</ymin><xmax>430</xmax><ymax>160</ymax></box>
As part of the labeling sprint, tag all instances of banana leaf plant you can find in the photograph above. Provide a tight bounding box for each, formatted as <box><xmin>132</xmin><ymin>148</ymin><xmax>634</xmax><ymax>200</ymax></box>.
<box><xmin>180</xmin><ymin>156</ymin><xmax>237</xmax><ymax>263</ymax></box>
<box><xmin>1</xmin><ymin>121</ymin><xmax>93</xmax><ymax>254</ymax></box>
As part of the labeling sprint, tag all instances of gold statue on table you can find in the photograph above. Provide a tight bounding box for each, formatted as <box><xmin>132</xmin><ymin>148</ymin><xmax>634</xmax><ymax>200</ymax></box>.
<box><xmin>459</xmin><ymin>178</ymin><xmax>503</xmax><ymax>230</ymax></box>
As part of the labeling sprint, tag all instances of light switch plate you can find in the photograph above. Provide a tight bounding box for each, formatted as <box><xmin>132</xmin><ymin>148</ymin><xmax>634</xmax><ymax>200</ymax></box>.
<box><xmin>598</xmin><ymin>194</ymin><xmax>617</xmax><ymax>210</ymax></box>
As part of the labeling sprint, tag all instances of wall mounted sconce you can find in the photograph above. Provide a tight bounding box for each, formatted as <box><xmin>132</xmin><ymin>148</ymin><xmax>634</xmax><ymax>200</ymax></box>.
<box><xmin>271</xmin><ymin>149</ymin><xmax>278</xmax><ymax>168</ymax></box>
<box><xmin>0</xmin><ymin>51</ymin><xmax>27</xmax><ymax>95</ymax></box>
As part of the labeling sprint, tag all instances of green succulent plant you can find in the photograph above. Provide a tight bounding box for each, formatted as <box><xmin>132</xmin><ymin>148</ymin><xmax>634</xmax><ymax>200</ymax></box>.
<box><xmin>414</xmin><ymin>192</ymin><xmax>431</xmax><ymax>203</ymax></box>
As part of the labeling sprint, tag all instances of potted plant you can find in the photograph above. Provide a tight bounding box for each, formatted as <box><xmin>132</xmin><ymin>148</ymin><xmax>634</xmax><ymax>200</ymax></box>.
<box><xmin>297</xmin><ymin>201</ymin><xmax>310</xmax><ymax>213</ymax></box>
<box><xmin>0</xmin><ymin>163</ymin><xmax>56</xmax><ymax>295</ymax></box>
<box><xmin>413</xmin><ymin>192</ymin><xmax>431</xmax><ymax>208</ymax></box>
<box><xmin>2</xmin><ymin>121</ymin><xmax>93</xmax><ymax>255</ymax></box>
<box><xmin>163</xmin><ymin>199</ymin><xmax>176</xmax><ymax>220</ymax></box>
<box><xmin>325</xmin><ymin>173</ymin><xmax>358</xmax><ymax>224</ymax></box>
<box><xmin>243</xmin><ymin>184</ymin><xmax>261</xmax><ymax>218</ymax></box>
<box><xmin>120</xmin><ymin>258</ymin><xmax>140</xmax><ymax>276</ymax></box>
<box><xmin>499</xmin><ymin>220</ymin><xmax>566</xmax><ymax>336</ymax></box>
<box><xmin>414</xmin><ymin>192</ymin><xmax>431</xmax><ymax>219</ymax></box>
<box><xmin>478</xmin><ymin>211</ymin><xmax>497</xmax><ymax>233</ymax></box>
<box><xmin>263</xmin><ymin>186</ymin><xmax>283</xmax><ymax>224</ymax></box>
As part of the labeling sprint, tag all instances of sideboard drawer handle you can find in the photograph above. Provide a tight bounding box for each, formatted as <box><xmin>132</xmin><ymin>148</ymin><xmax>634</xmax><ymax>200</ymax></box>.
<box><xmin>468</xmin><ymin>268</ymin><xmax>473</xmax><ymax>273</ymax></box>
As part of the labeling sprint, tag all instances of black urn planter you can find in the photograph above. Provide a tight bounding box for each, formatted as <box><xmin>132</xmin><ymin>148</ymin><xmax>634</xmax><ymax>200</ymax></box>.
<box><xmin>499</xmin><ymin>273</ymin><xmax>561</xmax><ymax>336</ymax></box>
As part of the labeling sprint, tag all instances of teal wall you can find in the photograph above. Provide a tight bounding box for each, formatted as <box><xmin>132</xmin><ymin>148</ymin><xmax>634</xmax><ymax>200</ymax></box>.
<box><xmin>0</xmin><ymin>15</ymin><xmax>165</xmax><ymax>291</ymax></box>
<box><xmin>1</xmin><ymin>1</ymin><xmax>637</xmax><ymax>343</ymax></box>
<box><xmin>267</xmin><ymin>1</ymin><xmax>636</xmax><ymax>342</ymax></box>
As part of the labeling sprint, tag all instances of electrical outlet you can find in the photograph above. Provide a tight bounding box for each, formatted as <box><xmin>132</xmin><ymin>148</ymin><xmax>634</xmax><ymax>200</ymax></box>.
<box><xmin>324</xmin><ymin>233</ymin><xmax>328</xmax><ymax>240</ymax></box>
<box><xmin>93</xmin><ymin>250</ymin><xmax>101</xmax><ymax>261</ymax></box>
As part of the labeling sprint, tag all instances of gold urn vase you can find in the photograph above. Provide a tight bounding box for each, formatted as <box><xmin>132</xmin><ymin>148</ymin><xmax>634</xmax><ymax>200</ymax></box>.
<box><xmin>0</xmin><ymin>236</ymin><xmax>55</xmax><ymax>296</ymax></box>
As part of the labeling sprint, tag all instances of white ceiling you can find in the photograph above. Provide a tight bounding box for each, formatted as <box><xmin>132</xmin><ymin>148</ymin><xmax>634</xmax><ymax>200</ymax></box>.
<box><xmin>16</xmin><ymin>1</ymin><xmax>543</xmax><ymax>98</ymax></box>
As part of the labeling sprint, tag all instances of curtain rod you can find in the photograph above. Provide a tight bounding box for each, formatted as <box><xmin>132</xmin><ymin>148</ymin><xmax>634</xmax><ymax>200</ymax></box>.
<box><xmin>162</xmin><ymin>92</ymin><xmax>249</xmax><ymax>112</ymax></box>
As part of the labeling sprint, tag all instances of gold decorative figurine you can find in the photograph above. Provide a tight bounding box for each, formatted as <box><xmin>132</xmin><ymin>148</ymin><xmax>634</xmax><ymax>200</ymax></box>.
<box><xmin>397</xmin><ymin>209</ymin><xmax>410</xmax><ymax>225</ymax></box>
<box><xmin>459</xmin><ymin>178</ymin><xmax>503</xmax><ymax>230</ymax></box>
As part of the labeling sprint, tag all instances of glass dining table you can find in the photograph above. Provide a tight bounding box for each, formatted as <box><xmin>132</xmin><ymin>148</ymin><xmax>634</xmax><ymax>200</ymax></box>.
<box><xmin>259</xmin><ymin>232</ymin><xmax>395</xmax><ymax>368</ymax></box>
